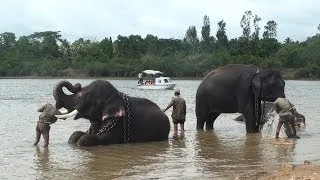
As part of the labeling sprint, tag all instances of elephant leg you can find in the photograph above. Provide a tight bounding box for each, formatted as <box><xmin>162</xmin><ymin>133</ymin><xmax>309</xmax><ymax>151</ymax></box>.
<box><xmin>197</xmin><ymin>119</ymin><xmax>205</xmax><ymax>130</ymax></box>
<box><xmin>205</xmin><ymin>112</ymin><xmax>220</xmax><ymax>130</ymax></box>
<box><xmin>68</xmin><ymin>131</ymin><xmax>86</xmax><ymax>144</ymax></box>
<box><xmin>243</xmin><ymin>104</ymin><xmax>260</xmax><ymax>133</ymax></box>
<box><xmin>196</xmin><ymin>105</ymin><xmax>209</xmax><ymax>131</ymax></box>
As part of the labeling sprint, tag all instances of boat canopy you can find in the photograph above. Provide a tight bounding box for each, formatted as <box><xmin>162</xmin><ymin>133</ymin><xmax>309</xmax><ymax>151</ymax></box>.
<box><xmin>142</xmin><ymin>70</ymin><xmax>163</xmax><ymax>76</ymax></box>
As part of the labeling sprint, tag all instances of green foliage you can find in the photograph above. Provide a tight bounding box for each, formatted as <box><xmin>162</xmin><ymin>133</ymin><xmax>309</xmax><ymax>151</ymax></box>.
<box><xmin>263</xmin><ymin>20</ymin><xmax>278</xmax><ymax>39</ymax></box>
<box><xmin>216</xmin><ymin>20</ymin><xmax>228</xmax><ymax>48</ymax></box>
<box><xmin>0</xmin><ymin>11</ymin><xmax>319</xmax><ymax>79</ymax></box>
<box><xmin>295</xmin><ymin>64</ymin><xmax>320</xmax><ymax>79</ymax></box>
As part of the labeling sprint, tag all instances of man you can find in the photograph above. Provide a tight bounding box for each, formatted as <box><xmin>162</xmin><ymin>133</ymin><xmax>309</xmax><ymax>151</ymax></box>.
<box><xmin>33</xmin><ymin>103</ymin><xmax>65</xmax><ymax>147</ymax></box>
<box><xmin>138</xmin><ymin>72</ymin><xmax>143</xmax><ymax>85</ymax></box>
<box><xmin>274</xmin><ymin>97</ymin><xmax>300</xmax><ymax>140</ymax></box>
<box><xmin>163</xmin><ymin>89</ymin><xmax>186</xmax><ymax>136</ymax></box>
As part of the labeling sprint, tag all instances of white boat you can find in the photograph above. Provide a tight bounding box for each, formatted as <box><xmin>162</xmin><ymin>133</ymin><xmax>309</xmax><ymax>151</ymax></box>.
<box><xmin>137</xmin><ymin>70</ymin><xmax>176</xmax><ymax>90</ymax></box>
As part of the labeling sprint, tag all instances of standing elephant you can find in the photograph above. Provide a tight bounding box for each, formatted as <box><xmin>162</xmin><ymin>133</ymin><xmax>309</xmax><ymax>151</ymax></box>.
<box><xmin>53</xmin><ymin>80</ymin><xmax>170</xmax><ymax>146</ymax></box>
<box><xmin>196</xmin><ymin>64</ymin><xmax>286</xmax><ymax>133</ymax></box>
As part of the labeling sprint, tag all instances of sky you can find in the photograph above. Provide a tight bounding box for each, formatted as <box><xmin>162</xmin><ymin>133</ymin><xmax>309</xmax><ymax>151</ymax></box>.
<box><xmin>0</xmin><ymin>0</ymin><xmax>319</xmax><ymax>42</ymax></box>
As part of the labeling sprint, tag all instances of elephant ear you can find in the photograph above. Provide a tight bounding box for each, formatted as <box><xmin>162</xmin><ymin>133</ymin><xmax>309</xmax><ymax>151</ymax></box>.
<box><xmin>251</xmin><ymin>72</ymin><xmax>262</xmax><ymax>98</ymax></box>
<box><xmin>102</xmin><ymin>105</ymin><xmax>126</xmax><ymax>121</ymax></box>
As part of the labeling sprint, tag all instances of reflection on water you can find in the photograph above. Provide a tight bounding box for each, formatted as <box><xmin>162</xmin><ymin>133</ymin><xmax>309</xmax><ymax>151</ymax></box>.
<box><xmin>0</xmin><ymin>79</ymin><xmax>319</xmax><ymax>179</ymax></box>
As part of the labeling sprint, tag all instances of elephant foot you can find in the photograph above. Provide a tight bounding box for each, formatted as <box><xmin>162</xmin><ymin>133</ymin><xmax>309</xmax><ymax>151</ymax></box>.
<box><xmin>205</xmin><ymin>124</ymin><xmax>214</xmax><ymax>131</ymax></box>
<box><xmin>68</xmin><ymin>131</ymin><xmax>86</xmax><ymax>144</ymax></box>
<box><xmin>77</xmin><ymin>134</ymin><xmax>100</xmax><ymax>146</ymax></box>
<box><xmin>246</xmin><ymin>129</ymin><xmax>260</xmax><ymax>133</ymax></box>
<box><xmin>196</xmin><ymin>122</ymin><xmax>205</xmax><ymax>131</ymax></box>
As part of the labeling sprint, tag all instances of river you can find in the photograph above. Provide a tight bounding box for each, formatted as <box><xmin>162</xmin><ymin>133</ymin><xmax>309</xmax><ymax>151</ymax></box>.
<box><xmin>0</xmin><ymin>79</ymin><xmax>319</xmax><ymax>179</ymax></box>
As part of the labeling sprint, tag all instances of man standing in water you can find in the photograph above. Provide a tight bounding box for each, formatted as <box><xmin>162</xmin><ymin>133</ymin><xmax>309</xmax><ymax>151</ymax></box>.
<box><xmin>274</xmin><ymin>97</ymin><xmax>300</xmax><ymax>140</ymax></box>
<box><xmin>163</xmin><ymin>89</ymin><xmax>186</xmax><ymax>136</ymax></box>
<box><xmin>33</xmin><ymin>103</ymin><xmax>65</xmax><ymax>147</ymax></box>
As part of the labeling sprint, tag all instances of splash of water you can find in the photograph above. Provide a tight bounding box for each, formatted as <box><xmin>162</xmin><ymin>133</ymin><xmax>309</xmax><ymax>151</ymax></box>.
<box><xmin>261</xmin><ymin>110</ymin><xmax>286</xmax><ymax>139</ymax></box>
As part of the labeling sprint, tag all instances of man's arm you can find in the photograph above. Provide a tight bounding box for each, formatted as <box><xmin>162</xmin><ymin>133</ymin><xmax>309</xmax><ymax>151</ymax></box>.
<box><xmin>37</xmin><ymin>104</ymin><xmax>48</xmax><ymax>112</ymax></box>
<box><xmin>163</xmin><ymin>98</ymin><xmax>174</xmax><ymax>112</ymax></box>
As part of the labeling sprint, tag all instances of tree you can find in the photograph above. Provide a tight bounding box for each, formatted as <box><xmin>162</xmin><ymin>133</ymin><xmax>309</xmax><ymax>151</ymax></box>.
<box><xmin>60</xmin><ymin>39</ymin><xmax>71</xmax><ymax>58</ymax></box>
<box><xmin>144</xmin><ymin>34</ymin><xmax>159</xmax><ymax>55</ymax></box>
<box><xmin>0</xmin><ymin>32</ymin><xmax>16</xmax><ymax>49</ymax></box>
<box><xmin>201</xmin><ymin>15</ymin><xmax>212</xmax><ymax>52</ymax></box>
<box><xmin>28</xmin><ymin>31</ymin><xmax>63</xmax><ymax>58</ymax></box>
<box><xmin>240</xmin><ymin>10</ymin><xmax>252</xmax><ymax>39</ymax></box>
<box><xmin>216</xmin><ymin>20</ymin><xmax>228</xmax><ymax>48</ymax></box>
<box><xmin>99</xmin><ymin>37</ymin><xmax>114</xmax><ymax>59</ymax></box>
<box><xmin>184</xmin><ymin>26</ymin><xmax>199</xmax><ymax>57</ymax></box>
<box><xmin>284</xmin><ymin>37</ymin><xmax>293</xmax><ymax>44</ymax></box>
<box><xmin>251</xmin><ymin>15</ymin><xmax>261</xmax><ymax>40</ymax></box>
<box><xmin>16</xmin><ymin>36</ymin><xmax>32</xmax><ymax>55</ymax></box>
<box><xmin>263</xmin><ymin>20</ymin><xmax>278</xmax><ymax>39</ymax></box>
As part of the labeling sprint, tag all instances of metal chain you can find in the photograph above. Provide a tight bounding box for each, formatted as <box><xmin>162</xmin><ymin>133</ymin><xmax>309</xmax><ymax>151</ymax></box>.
<box><xmin>255</xmin><ymin>97</ymin><xmax>260</xmax><ymax>126</ymax></box>
<box><xmin>122</xmin><ymin>93</ymin><xmax>131</xmax><ymax>143</ymax></box>
<box><xmin>262</xmin><ymin>101</ymin><xmax>266</xmax><ymax>124</ymax></box>
<box><xmin>96</xmin><ymin>117</ymin><xmax>119</xmax><ymax>135</ymax></box>
<box><xmin>86</xmin><ymin>92</ymin><xmax>131</xmax><ymax>143</ymax></box>
<box><xmin>86</xmin><ymin>126</ymin><xmax>93</xmax><ymax>134</ymax></box>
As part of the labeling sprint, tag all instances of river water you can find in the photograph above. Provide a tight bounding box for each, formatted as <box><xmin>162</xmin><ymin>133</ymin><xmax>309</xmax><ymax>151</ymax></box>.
<box><xmin>0</xmin><ymin>79</ymin><xmax>319</xmax><ymax>179</ymax></box>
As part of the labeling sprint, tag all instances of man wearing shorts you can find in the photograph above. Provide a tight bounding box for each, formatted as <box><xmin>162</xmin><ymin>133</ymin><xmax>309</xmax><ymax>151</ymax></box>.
<box><xmin>163</xmin><ymin>89</ymin><xmax>186</xmax><ymax>136</ymax></box>
<box><xmin>274</xmin><ymin>97</ymin><xmax>300</xmax><ymax>140</ymax></box>
<box><xmin>33</xmin><ymin>103</ymin><xmax>64</xmax><ymax>147</ymax></box>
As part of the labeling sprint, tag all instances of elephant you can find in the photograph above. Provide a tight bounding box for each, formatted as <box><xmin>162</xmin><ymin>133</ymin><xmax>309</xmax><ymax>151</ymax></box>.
<box><xmin>196</xmin><ymin>64</ymin><xmax>286</xmax><ymax>133</ymax></box>
<box><xmin>53</xmin><ymin>80</ymin><xmax>170</xmax><ymax>146</ymax></box>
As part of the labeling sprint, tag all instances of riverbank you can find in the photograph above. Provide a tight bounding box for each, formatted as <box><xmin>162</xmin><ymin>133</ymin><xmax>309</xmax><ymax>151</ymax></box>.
<box><xmin>237</xmin><ymin>163</ymin><xmax>320</xmax><ymax>180</ymax></box>
<box><xmin>0</xmin><ymin>68</ymin><xmax>319</xmax><ymax>80</ymax></box>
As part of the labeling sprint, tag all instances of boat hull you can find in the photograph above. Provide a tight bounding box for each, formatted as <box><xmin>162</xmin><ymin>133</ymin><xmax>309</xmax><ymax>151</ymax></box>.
<box><xmin>137</xmin><ymin>84</ymin><xmax>176</xmax><ymax>90</ymax></box>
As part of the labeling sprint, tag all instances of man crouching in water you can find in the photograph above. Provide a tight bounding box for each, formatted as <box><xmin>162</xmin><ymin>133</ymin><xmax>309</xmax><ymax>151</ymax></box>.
<box><xmin>274</xmin><ymin>98</ymin><xmax>301</xmax><ymax>140</ymax></box>
<box><xmin>33</xmin><ymin>103</ymin><xmax>65</xmax><ymax>147</ymax></box>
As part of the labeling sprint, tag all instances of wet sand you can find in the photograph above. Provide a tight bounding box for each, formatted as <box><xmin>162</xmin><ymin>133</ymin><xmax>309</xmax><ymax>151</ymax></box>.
<box><xmin>249</xmin><ymin>163</ymin><xmax>320</xmax><ymax>180</ymax></box>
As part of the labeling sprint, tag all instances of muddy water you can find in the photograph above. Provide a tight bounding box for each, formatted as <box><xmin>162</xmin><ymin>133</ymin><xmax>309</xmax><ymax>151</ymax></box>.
<box><xmin>0</xmin><ymin>79</ymin><xmax>319</xmax><ymax>179</ymax></box>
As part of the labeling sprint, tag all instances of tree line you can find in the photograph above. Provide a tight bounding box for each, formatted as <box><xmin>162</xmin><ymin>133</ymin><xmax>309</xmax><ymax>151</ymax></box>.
<box><xmin>0</xmin><ymin>10</ymin><xmax>320</xmax><ymax>78</ymax></box>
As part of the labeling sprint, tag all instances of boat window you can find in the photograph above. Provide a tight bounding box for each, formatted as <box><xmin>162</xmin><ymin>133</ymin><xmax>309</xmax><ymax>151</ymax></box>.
<box><xmin>164</xmin><ymin>79</ymin><xmax>169</xmax><ymax>83</ymax></box>
<box><xmin>158</xmin><ymin>80</ymin><xmax>161</xmax><ymax>83</ymax></box>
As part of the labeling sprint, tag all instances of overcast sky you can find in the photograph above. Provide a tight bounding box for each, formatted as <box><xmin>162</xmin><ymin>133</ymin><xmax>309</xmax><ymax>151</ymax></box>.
<box><xmin>0</xmin><ymin>0</ymin><xmax>319</xmax><ymax>42</ymax></box>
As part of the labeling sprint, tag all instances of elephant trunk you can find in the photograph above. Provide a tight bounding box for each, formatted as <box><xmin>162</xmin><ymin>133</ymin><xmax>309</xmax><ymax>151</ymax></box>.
<box><xmin>53</xmin><ymin>80</ymin><xmax>82</xmax><ymax>110</ymax></box>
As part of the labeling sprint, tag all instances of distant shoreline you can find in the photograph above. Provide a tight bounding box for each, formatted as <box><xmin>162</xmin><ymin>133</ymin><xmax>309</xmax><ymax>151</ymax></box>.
<box><xmin>0</xmin><ymin>76</ymin><xmax>203</xmax><ymax>80</ymax></box>
<box><xmin>0</xmin><ymin>76</ymin><xmax>318</xmax><ymax>81</ymax></box>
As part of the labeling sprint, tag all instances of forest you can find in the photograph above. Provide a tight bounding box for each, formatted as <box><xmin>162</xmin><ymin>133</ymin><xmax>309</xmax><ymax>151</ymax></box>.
<box><xmin>0</xmin><ymin>10</ymin><xmax>319</xmax><ymax>79</ymax></box>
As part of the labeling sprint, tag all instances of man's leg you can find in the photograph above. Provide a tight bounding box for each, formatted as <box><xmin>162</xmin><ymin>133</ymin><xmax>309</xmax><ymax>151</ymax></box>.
<box><xmin>180</xmin><ymin>123</ymin><xmax>185</xmax><ymax>136</ymax></box>
<box><xmin>275</xmin><ymin>120</ymin><xmax>284</xmax><ymax>140</ymax></box>
<box><xmin>33</xmin><ymin>125</ymin><xmax>41</xmax><ymax>146</ymax></box>
<box><xmin>288</xmin><ymin>117</ymin><xmax>300</xmax><ymax>139</ymax></box>
<box><xmin>42</xmin><ymin>133</ymin><xmax>50</xmax><ymax>147</ymax></box>
<box><xmin>173</xmin><ymin>123</ymin><xmax>178</xmax><ymax>136</ymax></box>
<box><xmin>41</xmin><ymin>125</ymin><xmax>51</xmax><ymax>147</ymax></box>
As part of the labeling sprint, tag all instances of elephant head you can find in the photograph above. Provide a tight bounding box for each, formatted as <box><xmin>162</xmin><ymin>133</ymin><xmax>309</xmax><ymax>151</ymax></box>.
<box><xmin>53</xmin><ymin>80</ymin><xmax>126</xmax><ymax>122</ymax></box>
<box><xmin>250</xmin><ymin>69</ymin><xmax>286</xmax><ymax>128</ymax></box>
<box><xmin>251</xmin><ymin>69</ymin><xmax>285</xmax><ymax>102</ymax></box>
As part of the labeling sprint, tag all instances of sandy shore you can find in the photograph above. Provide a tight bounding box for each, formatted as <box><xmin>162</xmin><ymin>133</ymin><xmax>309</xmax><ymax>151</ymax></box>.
<box><xmin>236</xmin><ymin>163</ymin><xmax>320</xmax><ymax>180</ymax></box>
